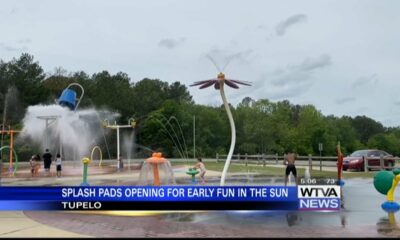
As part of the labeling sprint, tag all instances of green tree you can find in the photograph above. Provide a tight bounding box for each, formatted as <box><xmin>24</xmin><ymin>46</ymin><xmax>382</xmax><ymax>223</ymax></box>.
<box><xmin>0</xmin><ymin>53</ymin><xmax>49</xmax><ymax>108</ymax></box>
<box><xmin>90</xmin><ymin>71</ymin><xmax>134</xmax><ymax>119</ymax></box>
<box><xmin>368</xmin><ymin>133</ymin><xmax>400</xmax><ymax>156</ymax></box>
<box><xmin>167</xmin><ymin>81</ymin><xmax>193</xmax><ymax>104</ymax></box>
<box><xmin>132</xmin><ymin>78</ymin><xmax>168</xmax><ymax>117</ymax></box>
<box><xmin>352</xmin><ymin>116</ymin><xmax>385</xmax><ymax>144</ymax></box>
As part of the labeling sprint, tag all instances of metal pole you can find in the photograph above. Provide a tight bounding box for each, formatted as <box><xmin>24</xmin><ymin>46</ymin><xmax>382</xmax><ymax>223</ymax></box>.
<box><xmin>318</xmin><ymin>143</ymin><xmax>323</xmax><ymax>171</ymax></box>
<box><xmin>9</xmin><ymin>131</ymin><xmax>14</xmax><ymax>175</ymax></box>
<box><xmin>117</xmin><ymin>127</ymin><xmax>120</xmax><ymax>168</ymax></box>
<box><xmin>320</xmin><ymin>150</ymin><xmax>322</xmax><ymax>171</ymax></box>
<box><xmin>193</xmin><ymin>115</ymin><xmax>196</xmax><ymax>159</ymax></box>
<box><xmin>59</xmin><ymin>130</ymin><xmax>62</xmax><ymax>158</ymax></box>
<box><xmin>45</xmin><ymin>120</ymin><xmax>49</xmax><ymax>150</ymax></box>
<box><xmin>1</xmin><ymin>92</ymin><xmax>9</xmax><ymax>159</ymax></box>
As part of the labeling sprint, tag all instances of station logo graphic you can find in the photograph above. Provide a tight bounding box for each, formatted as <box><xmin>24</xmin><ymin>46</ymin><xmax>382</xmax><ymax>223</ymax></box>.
<box><xmin>298</xmin><ymin>185</ymin><xmax>341</xmax><ymax>210</ymax></box>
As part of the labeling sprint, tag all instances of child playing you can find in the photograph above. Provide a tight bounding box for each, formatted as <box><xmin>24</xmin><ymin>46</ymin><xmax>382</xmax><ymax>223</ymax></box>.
<box><xmin>56</xmin><ymin>153</ymin><xmax>62</xmax><ymax>178</ymax></box>
<box><xmin>29</xmin><ymin>155</ymin><xmax>36</xmax><ymax>177</ymax></box>
<box><xmin>34</xmin><ymin>154</ymin><xmax>41</xmax><ymax>177</ymax></box>
<box><xmin>194</xmin><ymin>158</ymin><xmax>206</xmax><ymax>184</ymax></box>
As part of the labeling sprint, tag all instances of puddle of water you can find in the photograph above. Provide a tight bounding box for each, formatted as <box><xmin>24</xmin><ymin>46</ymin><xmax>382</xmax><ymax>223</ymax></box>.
<box><xmin>157</xmin><ymin>178</ymin><xmax>400</xmax><ymax>230</ymax></box>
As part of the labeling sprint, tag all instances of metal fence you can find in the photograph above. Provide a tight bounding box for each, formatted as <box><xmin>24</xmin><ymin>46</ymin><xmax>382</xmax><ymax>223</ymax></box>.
<box><xmin>215</xmin><ymin>153</ymin><xmax>400</xmax><ymax>172</ymax></box>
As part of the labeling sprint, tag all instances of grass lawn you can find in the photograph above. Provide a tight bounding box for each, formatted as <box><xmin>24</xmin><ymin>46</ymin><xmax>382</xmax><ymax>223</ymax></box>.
<box><xmin>172</xmin><ymin>161</ymin><xmax>377</xmax><ymax>179</ymax></box>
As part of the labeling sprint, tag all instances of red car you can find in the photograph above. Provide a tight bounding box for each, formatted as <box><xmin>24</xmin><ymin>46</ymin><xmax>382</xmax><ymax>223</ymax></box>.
<box><xmin>342</xmin><ymin>149</ymin><xmax>396</xmax><ymax>171</ymax></box>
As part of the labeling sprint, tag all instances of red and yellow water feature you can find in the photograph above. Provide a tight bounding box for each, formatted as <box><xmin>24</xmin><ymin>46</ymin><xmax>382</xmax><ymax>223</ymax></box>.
<box><xmin>0</xmin><ymin>129</ymin><xmax>21</xmax><ymax>176</ymax></box>
<box><xmin>336</xmin><ymin>142</ymin><xmax>345</xmax><ymax>186</ymax></box>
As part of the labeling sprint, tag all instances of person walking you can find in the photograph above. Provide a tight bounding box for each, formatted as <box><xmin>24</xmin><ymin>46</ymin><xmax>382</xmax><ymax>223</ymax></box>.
<box><xmin>42</xmin><ymin>149</ymin><xmax>53</xmax><ymax>176</ymax></box>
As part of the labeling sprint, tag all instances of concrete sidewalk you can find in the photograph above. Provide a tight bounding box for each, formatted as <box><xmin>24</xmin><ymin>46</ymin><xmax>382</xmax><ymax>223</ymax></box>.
<box><xmin>0</xmin><ymin>211</ymin><xmax>89</xmax><ymax>238</ymax></box>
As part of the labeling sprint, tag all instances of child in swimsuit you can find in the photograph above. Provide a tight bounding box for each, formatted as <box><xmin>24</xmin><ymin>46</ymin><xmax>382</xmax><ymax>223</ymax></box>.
<box><xmin>194</xmin><ymin>158</ymin><xmax>206</xmax><ymax>184</ymax></box>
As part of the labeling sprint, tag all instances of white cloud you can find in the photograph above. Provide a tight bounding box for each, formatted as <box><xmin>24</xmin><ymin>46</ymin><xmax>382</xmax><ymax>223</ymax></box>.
<box><xmin>158</xmin><ymin>38</ymin><xmax>185</xmax><ymax>49</ymax></box>
<box><xmin>351</xmin><ymin>74</ymin><xmax>379</xmax><ymax>89</ymax></box>
<box><xmin>335</xmin><ymin>97</ymin><xmax>356</xmax><ymax>105</ymax></box>
<box><xmin>0</xmin><ymin>42</ymin><xmax>27</xmax><ymax>52</ymax></box>
<box><xmin>270</xmin><ymin>54</ymin><xmax>332</xmax><ymax>87</ymax></box>
<box><xmin>16</xmin><ymin>38</ymin><xmax>32</xmax><ymax>44</ymax></box>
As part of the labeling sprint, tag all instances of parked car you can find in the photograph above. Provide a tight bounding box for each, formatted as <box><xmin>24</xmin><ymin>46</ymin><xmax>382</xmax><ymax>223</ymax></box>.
<box><xmin>342</xmin><ymin>149</ymin><xmax>396</xmax><ymax>171</ymax></box>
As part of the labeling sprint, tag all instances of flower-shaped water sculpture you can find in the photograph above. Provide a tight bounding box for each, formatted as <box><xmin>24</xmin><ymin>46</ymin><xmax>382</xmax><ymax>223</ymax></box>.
<box><xmin>190</xmin><ymin>72</ymin><xmax>251</xmax><ymax>90</ymax></box>
<box><xmin>190</xmin><ymin>72</ymin><xmax>251</xmax><ymax>186</ymax></box>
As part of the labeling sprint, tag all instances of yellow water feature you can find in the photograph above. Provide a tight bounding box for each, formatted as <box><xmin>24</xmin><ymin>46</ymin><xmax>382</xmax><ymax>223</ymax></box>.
<box><xmin>387</xmin><ymin>173</ymin><xmax>400</xmax><ymax>202</ymax></box>
<box><xmin>90</xmin><ymin>146</ymin><xmax>103</xmax><ymax>167</ymax></box>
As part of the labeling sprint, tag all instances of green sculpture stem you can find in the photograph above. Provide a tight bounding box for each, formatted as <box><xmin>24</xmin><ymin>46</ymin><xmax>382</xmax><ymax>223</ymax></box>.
<box><xmin>82</xmin><ymin>162</ymin><xmax>88</xmax><ymax>184</ymax></box>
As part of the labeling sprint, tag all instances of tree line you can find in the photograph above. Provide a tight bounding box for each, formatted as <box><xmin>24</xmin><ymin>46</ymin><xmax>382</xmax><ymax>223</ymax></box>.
<box><xmin>1</xmin><ymin>53</ymin><xmax>400</xmax><ymax>161</ymax></box>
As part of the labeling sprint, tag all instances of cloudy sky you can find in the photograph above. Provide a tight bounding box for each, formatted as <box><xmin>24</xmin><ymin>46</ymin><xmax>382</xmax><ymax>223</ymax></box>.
<box><xmin>1</xmin><ymin>0</ymin><xmax>400</xmax><ymax>126</ymax></box>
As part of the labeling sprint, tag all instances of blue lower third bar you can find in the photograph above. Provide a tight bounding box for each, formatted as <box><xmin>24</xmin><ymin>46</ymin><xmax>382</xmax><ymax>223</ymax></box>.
<box><xmin>0</xmin><ymin>201</ymin><xmax>60</xmax><ymax>210</ymax></box>
<box><xmin>0</xmin><ymin>186</ymin><xmax>301</xmax><ymax>211</ymax></box>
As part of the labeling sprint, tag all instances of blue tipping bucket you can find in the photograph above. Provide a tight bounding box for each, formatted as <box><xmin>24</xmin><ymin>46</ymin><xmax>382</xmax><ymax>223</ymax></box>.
<box><xmin>58</xmin><ymin>89</ymin><xmax>77</xmax><ymax>110</ymax></box>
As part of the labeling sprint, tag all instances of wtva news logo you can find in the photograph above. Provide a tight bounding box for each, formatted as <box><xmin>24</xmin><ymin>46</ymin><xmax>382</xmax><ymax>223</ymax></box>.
<box><xmin>298</xmin><ymin>185</ymin><xmax>341</xmax><ymax>211</ymax></box>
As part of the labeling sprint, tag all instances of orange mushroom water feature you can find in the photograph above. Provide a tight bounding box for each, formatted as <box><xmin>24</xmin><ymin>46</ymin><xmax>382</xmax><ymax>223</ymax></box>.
<box><xmin>138</xmin><ymin>152</ymin><xmax>175</xmax><ymax>186</ymax></box>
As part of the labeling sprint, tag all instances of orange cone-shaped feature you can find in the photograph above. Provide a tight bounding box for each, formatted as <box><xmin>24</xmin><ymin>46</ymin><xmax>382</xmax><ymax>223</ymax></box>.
<box><xmin>146</xmin><ymin>152</ymin><xmax>167</xmax><ymax>186</ymax></box>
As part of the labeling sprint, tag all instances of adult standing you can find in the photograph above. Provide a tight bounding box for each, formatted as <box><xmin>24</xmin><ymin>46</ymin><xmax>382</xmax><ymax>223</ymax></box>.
<box><xmin>42</xmin><ymin>149</ymin><xmax>53</xmax><ymax>176</ymax></box>
<box><xmin>284</xmin><ymin>150</ymin><xmax>298</xmax><ymax>186</ymax></box>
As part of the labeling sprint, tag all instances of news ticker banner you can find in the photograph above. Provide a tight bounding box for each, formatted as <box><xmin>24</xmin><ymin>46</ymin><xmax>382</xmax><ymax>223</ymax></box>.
<box><xmin>0</xmin><ymin>185</ymin><xmax>341</xmax><ymax>211</ymax></box>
